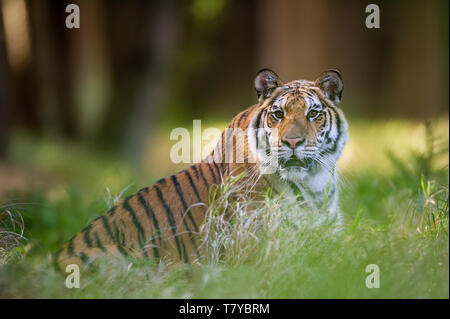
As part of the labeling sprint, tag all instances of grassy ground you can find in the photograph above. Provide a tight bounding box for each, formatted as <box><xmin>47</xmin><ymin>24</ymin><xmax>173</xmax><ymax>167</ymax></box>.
<box><xmin>0</xmin><ymin>116</ymin><xmax>448</xmax><ymax>298</ymax></box>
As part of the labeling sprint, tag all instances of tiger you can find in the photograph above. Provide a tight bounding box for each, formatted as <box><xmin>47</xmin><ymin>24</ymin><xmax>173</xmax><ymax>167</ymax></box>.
<box><xmin>54</xmin><ymin>68</ymin><xmax>348</xmax><ymax>271</ymax></box>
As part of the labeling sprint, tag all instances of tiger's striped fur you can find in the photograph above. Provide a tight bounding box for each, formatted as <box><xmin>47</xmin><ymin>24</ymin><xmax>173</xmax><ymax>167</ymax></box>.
<box><xmin>54</xmin><ymin>69</ymin><xmax>348</xmax><ymax>271</ymax></box>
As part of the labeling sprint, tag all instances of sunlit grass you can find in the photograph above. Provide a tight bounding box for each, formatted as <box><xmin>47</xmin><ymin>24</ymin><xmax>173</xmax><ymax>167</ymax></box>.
<box><xmin>341</xmin><ymin>117</ymin><xmax>449</xmax><ymax>173</ymax></box>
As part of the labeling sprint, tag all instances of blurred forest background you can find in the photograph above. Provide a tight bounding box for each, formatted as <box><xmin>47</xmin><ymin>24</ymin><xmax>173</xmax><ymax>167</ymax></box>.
<box><xmin>0</xmin><ymin>0</ymin><xmax>448</xmax><ymax>159</ymax></box>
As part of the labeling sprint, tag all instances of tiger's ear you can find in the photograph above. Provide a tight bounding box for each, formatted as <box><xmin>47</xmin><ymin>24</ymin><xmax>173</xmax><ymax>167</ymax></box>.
<box><xmin>315</xmin><ymin>70</ymin><xmax>344</xmax><ymax>104</ymax></box>
<box><xmin>254</xmin><ymin>68</ymin><xmax>283</xmax><ymax>102</ymax></box>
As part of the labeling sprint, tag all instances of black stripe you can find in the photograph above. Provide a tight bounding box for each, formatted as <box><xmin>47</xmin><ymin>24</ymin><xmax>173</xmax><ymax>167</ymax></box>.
<box><xmin>154</xmin><ymin>185</ymin><xmax>187</xmax><ymax>262</ymax></box>
<box><xmin>171</xmin><ymin>175</ymin><xmax>188</xmax><ymax>210</ymax></box>
<box><xmin>322</xmin><ymin>108</ymin><xmax>331</xmax><ymax>142</ymax></box>
<box><xmin>255</xmin><ymin>108</ymin><xmax>264</xmax><ymax>128</ymax></box>
<box><xmin>112</xmin><ymin>220</ymin><xmax>124</xmax><ymax>246</ymax></box>
<box><xmin>191</xmin><ymin>164</ymin><xmax>199</xmax><ymax>179</ymax></box>
<box><xmin>236</xmin><ymin>110</ymin><xmax>249</xmax><ymax>128</ymax></box>
<box><xmin>139</xmin><ymin>191</ymin><xmax>162</xmax><ymax>245</ymax></box>
<box><xmin>259</xmin><ymin>110</ymin><xmax>269</xmax><ymax>152</ymax></box>
<box><xmin>122</xmin><ymin>197</ymin><xmax>148</xmax><ymax>257</ymax></box>
<box><xmin>198</xmin><ymin>164</ymin><xmax>210</xmax><ymax>191</ymax></box>
<box><xmin>326</xmin><ymin>107</ymin><xmax>342</xmax><ymax>154</ymax></box>
<box><xmin>171</xmin><ymin>175</ymin><xmax>200</xmax><ymax>259</ymax></box>
<box><xmin>212</xmin><ymin>161</ymin><xmax>222</xmax><ymax>182</ymax></box>
<box><xmin>119</xmin><ymin>219</ymin><xmax>128</xmax><ymax>246</ymax></box>
<box><xmin>117</xmin><ymin>246</ymin><xmax>131</xmax><ymax>259</ymax></box>
<box><xmin>93</xmin><ymin>232</ymin><xmax>107</xmax><ymax>253</ymax></box>
<box><xmin>100</xmin><ymin>215</ymin><xmax>115</xmax><ymax>243</ymax></box>
<box><xmin>181</xmin><ymin>243</ymin><xmax>188</xmax><ymax>263</ymax></box>
<box><xmin>321</xmin><ymin>108</ymin><xmax>332</xmax><ymax>140</ymax></box>
<box><xmin>83</xmin><ymin>224</ymin><xmax>93</xmax><ymax>248</ymax></box>
<box><xmin>137</xmin><ymin>191</ymin><xmax>161</xmax><ymax>258</ymax></box>
<box><xmin>155</xmin><ymin>177</ymin><xmax>166</xmax><ymax>186</ymax></box>
<box><xmin>206</xmin><ymin>162</ymin><xmax>218</xmax><ymax>184</ymax></box>
<box><xmin>184</xmin><ymin>170</ymin><xmax>201</xmax><ymax>202</ymax></box>
<box><xmin>107</xmin><ymin>206</ymin><xmax>117</xmax><ymax>216</ymax></box>
<box><xmin>265</xmin><ymin>132</ymin><xmax>271</xmax><ymax>156</ymax></box>
<box><xmin>67</xmin><ymin>240</ymin><xmax>75</xmax><ymax>257</ymax></box>
<box><xmin>230</xmin><ymin>115</ymin><xmax>238</xmax><ymax>128</ymax></box>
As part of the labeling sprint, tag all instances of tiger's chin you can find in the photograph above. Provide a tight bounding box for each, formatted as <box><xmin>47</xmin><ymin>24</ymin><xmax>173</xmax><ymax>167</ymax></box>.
<box><xmin>277</xmin><ymin>156</ymin><xmax>314</xmax><ymax>180</ymax></box>
<box><xmin>278</xmin><ymin>166</ymin><xmax>311</xmax><ymax>181</ymax></box>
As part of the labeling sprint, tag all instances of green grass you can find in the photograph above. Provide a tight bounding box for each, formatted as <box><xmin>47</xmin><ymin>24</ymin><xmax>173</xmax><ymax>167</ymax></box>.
<box><xmin>0</xmin><ymin>117</ymin><xmax>448</xmax><ymax>298</ymax></box>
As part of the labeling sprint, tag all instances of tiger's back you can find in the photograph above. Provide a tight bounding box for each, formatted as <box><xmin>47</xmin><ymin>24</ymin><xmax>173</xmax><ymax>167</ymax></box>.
<box><xmin>54</xmin><ymin>107</ymin><xmax>261</xmax><ymax>270</ymax></box>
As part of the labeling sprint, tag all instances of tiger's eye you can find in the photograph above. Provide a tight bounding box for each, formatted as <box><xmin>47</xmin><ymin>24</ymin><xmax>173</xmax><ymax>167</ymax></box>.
<box><xmin>308</xmin><ymin>110</ymin><xmax>318</xmax><ymax>118</ymax></box>
<box><xmin>273</xmin><ymin>110</ymin><xmax>284</xmax><ymax>120</ymax></box>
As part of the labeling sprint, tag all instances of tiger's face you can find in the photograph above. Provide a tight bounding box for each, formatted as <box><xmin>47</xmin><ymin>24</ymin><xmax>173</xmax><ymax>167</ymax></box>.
<box><xmin>252</xmin><ymin>69</ymin><xmax>347</xmax><ymax>180</ymax></box>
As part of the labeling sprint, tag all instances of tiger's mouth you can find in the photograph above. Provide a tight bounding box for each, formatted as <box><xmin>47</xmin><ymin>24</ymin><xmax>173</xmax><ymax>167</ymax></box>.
<box><xmin>280</xmin><ymin>156</ymin><xmax>313</xmax><ymax>170</ymax></box>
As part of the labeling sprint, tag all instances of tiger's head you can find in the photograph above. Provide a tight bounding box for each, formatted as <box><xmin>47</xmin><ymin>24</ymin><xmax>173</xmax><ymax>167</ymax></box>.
<box><xmin>249</xmin><ymin>68</ymin><xmax>348</xmax><ymax>180</ymax></box>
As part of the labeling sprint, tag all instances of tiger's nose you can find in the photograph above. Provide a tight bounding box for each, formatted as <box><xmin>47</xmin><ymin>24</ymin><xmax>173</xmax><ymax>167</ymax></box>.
<box><xmin>281</xmin><ymin>136</ymin><xmax>305</xmax><ymax>149</ymax></box>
